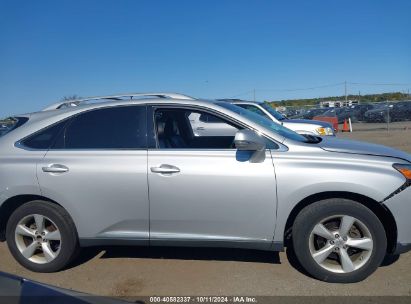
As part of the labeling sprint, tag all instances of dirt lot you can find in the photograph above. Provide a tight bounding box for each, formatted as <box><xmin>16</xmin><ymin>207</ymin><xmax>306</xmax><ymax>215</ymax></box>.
<box><xmin>337</xmin><ymin>121</ymin><xmax>411</xmax><ymax>153</ymax></box>
<box><xmin>0</xmin><ymin>121</ymin><xmax>410</xmax><ymax>297</ymax></box>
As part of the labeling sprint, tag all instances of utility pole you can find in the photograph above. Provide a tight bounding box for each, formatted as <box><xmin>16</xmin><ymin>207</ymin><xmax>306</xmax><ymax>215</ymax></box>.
<box><xmin>387</xmin><ymin>99</ymin><xmax>390</xmax><ymax>133</ymax></box>
<box><xmin>344</xmin><ymin>81</ymin><xmax>348</xmax><ymax>106</ymax></box>
<box><xmin>358</xmin><ymin>91</ymin><xmax>361</xmax><ymax>104</ymax></box>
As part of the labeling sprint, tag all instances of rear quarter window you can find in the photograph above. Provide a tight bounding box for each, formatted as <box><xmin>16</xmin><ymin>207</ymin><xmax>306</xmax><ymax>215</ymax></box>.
<box><xmin>21</xmin><ymin>120</ymin><xmax>68</xmax><ymax>149</ymax></box>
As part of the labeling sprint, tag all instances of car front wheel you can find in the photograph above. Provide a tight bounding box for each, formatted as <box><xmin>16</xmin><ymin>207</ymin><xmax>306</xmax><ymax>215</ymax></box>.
<box><xmin>292</xmin><ymin>198</ymin><xmax>387</xmax><ymax>283</ymax></box>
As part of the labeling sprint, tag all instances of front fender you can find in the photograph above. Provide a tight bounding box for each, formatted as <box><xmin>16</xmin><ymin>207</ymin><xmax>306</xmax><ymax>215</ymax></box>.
<box><xmin>271</xmin><ymin>150</ymin><xmax>405</xmax><ymax>243</ymax></box>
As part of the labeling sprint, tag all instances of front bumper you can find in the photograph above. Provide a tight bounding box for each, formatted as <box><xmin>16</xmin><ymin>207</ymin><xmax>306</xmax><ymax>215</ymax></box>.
<box><xmin>383</xmin><ymin>186</ymin><xmax>411</xmax><ymax>254</ymax></box>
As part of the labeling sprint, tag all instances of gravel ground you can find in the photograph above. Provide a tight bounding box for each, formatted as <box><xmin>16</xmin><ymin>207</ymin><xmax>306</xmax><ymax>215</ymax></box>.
<box><xmin>0</xmin><ymin>121</ymin><xmax>410</xmax><ymax>297</ymax></box>
<box><xmin>337</xmin><ymin>121</ymin><xmax>411</xmax><ymax>153</ymax></box>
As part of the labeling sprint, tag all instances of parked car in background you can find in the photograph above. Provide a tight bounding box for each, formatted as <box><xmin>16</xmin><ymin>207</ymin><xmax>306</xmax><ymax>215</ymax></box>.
<box><xmin>364</xmin><ymin>103</ymin><xmax>394</xmax><ymax>123</ymax></box>
<box><xmin>279</xmin><ymin>108</ymin><xmax>296</xmax><ymax>118</ymax></box>
<box><xmin>317</xmin><ymin>107</ymin><xmax>354</xmax><ymax>124</ymax></box>
<box><xmin>217</xmin><ymin>99</ymin><xmax>335</xmax><ymax>136</ymax></box>
<box><xmin>302</xmin><ymin>108</ymin><xmax>331</xmax><ymax>120</ymax></box>
<box><xmin>389</xmin><ymin>101</ymin><xmax>411</xmax><ymax>122</ymax></box>
<box><xmin>348</xmin><ymin>104</ymin><xmax>375</xmax><ymax>122</ymax></box>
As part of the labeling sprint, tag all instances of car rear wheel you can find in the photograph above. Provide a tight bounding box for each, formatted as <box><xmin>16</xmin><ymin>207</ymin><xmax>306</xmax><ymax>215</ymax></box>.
<box><xmin>292</xmin><ymin>199</ymin><xmax>387</xmax><ymax>283</ymax></box>
<box><xmin>6</xmin><ymin>200</ymin><xmax>79</xmax><ymax>272</ymax></box>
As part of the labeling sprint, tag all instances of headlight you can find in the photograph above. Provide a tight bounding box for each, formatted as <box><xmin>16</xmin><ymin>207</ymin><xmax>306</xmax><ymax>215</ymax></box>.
<box><xmin>393</xmin><ymin>164</ymin><xmax>411</xmax><ymax>180</ymax></box>
<box><xmin>316</xmin><ymin>127</ymin><xmax>334</xmax><ymax>136</ymax></box>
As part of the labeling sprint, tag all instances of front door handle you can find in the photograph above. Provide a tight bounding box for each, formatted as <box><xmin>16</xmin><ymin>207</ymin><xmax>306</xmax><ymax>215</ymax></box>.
<box><xmin>150</xmin><ymin>164</ymin><xmax>180</xmax><ymax>174</ymax></box>
<box><xmin>42</xmin><ymin>164</ymin><xmax>69</xmax><ymax>173</ymax></box>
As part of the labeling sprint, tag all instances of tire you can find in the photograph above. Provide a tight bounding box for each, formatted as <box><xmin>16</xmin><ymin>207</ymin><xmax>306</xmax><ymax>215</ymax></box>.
<box><xmin>292</xmin><ymin>199</ymin><xmax>387</xmax><ymax>283</ymax></box>
<box><xmin>6</xmin><ymin>200</ymin><xmax>79</xmax><ymax>272</ymax></box>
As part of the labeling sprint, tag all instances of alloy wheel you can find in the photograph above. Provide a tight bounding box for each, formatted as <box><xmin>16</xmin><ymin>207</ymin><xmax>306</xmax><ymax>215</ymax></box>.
<box><xmin>14</xmin><ymin>214</ymin><xmax>62</xmax><ymax>264</ymax></box>
<box><xmin>308</xmin><ymin>215</ymin><xmax>373</xmax><ymax>273</ymax></box>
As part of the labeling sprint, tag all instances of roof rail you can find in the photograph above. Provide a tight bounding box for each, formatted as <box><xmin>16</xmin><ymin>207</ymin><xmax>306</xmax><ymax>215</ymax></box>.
<box><xmin>42</xmin><ymin>92</ymin><xmax>196</xmax><ymax>111</ymax></box>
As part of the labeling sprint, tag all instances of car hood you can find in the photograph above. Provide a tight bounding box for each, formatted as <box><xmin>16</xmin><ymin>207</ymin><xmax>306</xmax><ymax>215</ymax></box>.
<box><xmin>284</xmin><ymin>119</ymin><xmax>332</xmax><ymax>128</ymax></box>
<box><xmin>319</xmin><ymin>136</ymin><xmax>411</xmax><ymax>162</ymax></box>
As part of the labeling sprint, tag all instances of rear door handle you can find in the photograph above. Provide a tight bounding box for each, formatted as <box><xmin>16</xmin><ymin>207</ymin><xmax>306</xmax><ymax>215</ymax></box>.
<box><xmin>150</xmin><ymin>164</ymin><xmax>180</xmax><ymax>174</ymax></box>
<box><xmin>42</xmin><ymin>164</ymin><xmax>69</xmax><ymax>173</ymax></box>
<box><xmin>196</xmin><ymin>127</ymin><xmax>205</xmax><ymax>130</ymax></box>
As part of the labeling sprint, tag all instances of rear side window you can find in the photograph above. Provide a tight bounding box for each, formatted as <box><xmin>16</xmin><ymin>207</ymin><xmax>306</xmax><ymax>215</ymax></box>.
<box><xmin>0</xmin><ymin>117</ymin><xmax>29</xmax><ymax>138</ymax></box>
<box><xmin>54</xmin><ymin>106</ymin><xmax>147</xmax><ymax>149</ymax></box>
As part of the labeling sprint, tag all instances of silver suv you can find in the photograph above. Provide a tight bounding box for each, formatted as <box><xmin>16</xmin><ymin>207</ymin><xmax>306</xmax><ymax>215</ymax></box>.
<box><xmin>0</xmin><ymin>93</ymin><xmax>410</xmax><ymax>283</ymax></box>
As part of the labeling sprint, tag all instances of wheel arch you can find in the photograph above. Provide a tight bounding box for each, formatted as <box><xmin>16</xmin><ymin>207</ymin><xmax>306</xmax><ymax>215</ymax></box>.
<box><xmin>0</xmin><ymin>194</ymin><xmax>69</xmax><ymax>241</ymax></box>
<box><xmin>283</xmin><ymin>191</ymin><xmax>398</xmax><ymax>254</ymax></box>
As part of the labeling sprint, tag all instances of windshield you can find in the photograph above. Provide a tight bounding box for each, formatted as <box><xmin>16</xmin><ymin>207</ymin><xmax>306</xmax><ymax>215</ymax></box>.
<box><xmin>217</xmin><ymin>102</ymin><xmax>308</xmax><ymax>142</ymax></box>
<box><xmin>260</xmin><ymin>103</ymin><xmax>287</xmax><ymax>121</ymax></box>
<box><xmin>0</xmin><ymin>117</ymin><xmax>29</xmax><ymax>137</ymax></box>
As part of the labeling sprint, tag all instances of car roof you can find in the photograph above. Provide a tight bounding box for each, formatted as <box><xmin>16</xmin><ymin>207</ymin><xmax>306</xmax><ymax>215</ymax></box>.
<box><xmin>217</xmin><ymin>99</ymin><xmax>264</xmax><ymax>105</ymax></box>
<box><xmin>20</xmin><ymin>97</ymin><xmax>222</xmax><ymax>121</ymax></box>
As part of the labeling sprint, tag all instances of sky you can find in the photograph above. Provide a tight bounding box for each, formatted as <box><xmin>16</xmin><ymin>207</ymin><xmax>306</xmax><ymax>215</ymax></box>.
<box><xmin>0</xmin><ymin>0</ymin><xmax>410</xmax><ymax>116</ymax></box>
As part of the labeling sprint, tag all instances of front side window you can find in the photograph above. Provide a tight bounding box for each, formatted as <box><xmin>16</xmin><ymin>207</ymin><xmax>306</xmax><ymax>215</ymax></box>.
<box><xmin>155</xmin><ymin>108</ymin><xmax>241</xmax><ymax>149</ymax></box>
<box><xmin>154</xmin><ymin>108</ymin><xmax>279</xmax><ymax>149</ymax></box>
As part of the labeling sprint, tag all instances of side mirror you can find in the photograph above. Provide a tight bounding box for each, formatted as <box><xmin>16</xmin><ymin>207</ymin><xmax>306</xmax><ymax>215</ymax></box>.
<box><xmin>234</xmin><ymin>130</ymin><xmax>266</xmax><ymax>151</ymax></box>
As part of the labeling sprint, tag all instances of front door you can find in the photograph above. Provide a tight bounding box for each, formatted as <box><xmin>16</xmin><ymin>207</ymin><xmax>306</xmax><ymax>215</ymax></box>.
<box><xmin>148</xmin><ymin>106</ymin><xmax>278</xmax><ymax>249</ymax></box>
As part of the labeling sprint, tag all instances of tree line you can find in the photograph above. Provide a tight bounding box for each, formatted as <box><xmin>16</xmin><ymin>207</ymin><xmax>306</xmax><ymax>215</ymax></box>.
<box><xmin>268</xmin><ymin>92</ymin><xmax>410</xmax><ymax>107</ymax></box>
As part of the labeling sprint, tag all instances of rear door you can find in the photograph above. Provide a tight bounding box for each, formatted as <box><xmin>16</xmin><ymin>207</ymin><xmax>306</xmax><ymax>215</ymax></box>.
<box><xmin>36</xmin><ymin>105</ymin><xmax>149</xmax><ymax>243</ymax></box>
